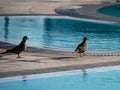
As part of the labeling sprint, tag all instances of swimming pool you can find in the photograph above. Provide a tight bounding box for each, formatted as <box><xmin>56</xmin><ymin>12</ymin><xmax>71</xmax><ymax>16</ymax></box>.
<box><xmin>97</xmin><ymin>4</ymin><xmax>120</xmax><ymax>17</ymax></box>
<box><xmin>0</xmin><ymin>16</ymin><xmax>120</xmax><ymax>51</ymax></box>
<box><xmin>1</xmin><ymin>66</ymin><xmax>120</xmax><ymax>90</ymax></box>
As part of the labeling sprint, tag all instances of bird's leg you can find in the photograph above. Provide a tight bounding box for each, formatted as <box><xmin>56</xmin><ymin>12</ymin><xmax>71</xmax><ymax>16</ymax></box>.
<box><xmin>80</xmin><ymin>53</ymin><xmax>82</xmax><ymax>57</ymax></box>
<box><xmin>83</xmin><ymin>53</ymin><xmax>86</xmax><ymax>56</ymax></box>
<box><xmin>80</xmin><ymin>53</ymin><xmax>86</xmax><ymax>57</ymax></box>
<box><xmin>17</xmin><ymin>54</ymin><xmax>22</xmax><ymax>58</ymax></box>
<box><xmin>0</xmin><ymin>52</ymin><xmax>5</xmax><ymax>57</ymax></box>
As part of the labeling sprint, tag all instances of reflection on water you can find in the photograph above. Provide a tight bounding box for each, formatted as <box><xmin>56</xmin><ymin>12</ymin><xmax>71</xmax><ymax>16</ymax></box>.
<box><xmin>43</xmin><ymin>18</ymin><xmax>53</xmax><ymax>46</ymax></box>
<box><xmin>4</xmin><ymin>17</ymin><xmax>9</xmax><ymax>40</ymax></box>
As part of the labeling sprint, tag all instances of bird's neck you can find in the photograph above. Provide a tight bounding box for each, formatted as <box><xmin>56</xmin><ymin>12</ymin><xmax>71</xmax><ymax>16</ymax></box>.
<box><xmin>19</xmin><ymin>39</ymin><xmax>27</xmax><ymax>45</ymax></box>
<box><xmin>83</xmin><ymin>40</ymin><xmax>87</xmax><ymax>44</ymax></box>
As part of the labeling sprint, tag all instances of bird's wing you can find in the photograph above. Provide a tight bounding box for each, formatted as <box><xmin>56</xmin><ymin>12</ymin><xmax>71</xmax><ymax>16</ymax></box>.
<box><xmin>6</xmin><ymin>44</ymin><xmax>25</xmax><ymax>54</ymax></box>
<box><xmin>76</xmin><ymin>43</ymin><xmax>84</xmax><ymax>50</ymax></box>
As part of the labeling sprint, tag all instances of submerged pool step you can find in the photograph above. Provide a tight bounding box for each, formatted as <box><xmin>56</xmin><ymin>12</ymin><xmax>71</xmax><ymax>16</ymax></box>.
<box><xmin>51</xmin><ymin>51</ymin><xmax>120</xmax><ymax>57</ymax></box>
<box><xmin>85</xmin><ymin>52</ymin><xmax>120</xmax><ymax>56</ymax></box>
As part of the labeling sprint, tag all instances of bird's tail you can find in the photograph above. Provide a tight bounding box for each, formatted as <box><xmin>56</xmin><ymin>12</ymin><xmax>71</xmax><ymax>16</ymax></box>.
<box><xmin>72</xmin><ymin>49</ymin><xmax>78</xmax><ymax>54</ymax></box>
<box><xmin>1</xmin><ymin>51</ymin><xmax>7</xmax><ymax>54</ymax></box>
<box><xmin>0</xmin><ymin>51</ymin><xmax>7</xmax><ymax>57</ymax></box>
<box><xmin>74</xmin><ymin>49</ymin><xmax>79</xmax><ymax>53</ymax></box>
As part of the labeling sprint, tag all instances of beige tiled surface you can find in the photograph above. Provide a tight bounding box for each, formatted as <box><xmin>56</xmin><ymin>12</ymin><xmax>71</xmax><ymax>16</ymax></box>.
<box><xmin>0</xmin><ymin>0</ymin><xmax>115</xmax><ymax>15</ymax></box>
<box><xmin>0</xmin><ymin>49</ymin><xmax>120</xmax><ymax>77</ymax></box>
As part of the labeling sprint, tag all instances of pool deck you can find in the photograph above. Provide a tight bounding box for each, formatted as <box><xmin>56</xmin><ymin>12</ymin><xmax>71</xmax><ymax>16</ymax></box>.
<box><xmin>56</xmin><ymin>2</ymin><xmax>120</xmax><ymax>22</ymax></box>
<box><xmin>0</xmin><ymin>0</ymin><xmax>120</xmax><ymax>77</ymax></box>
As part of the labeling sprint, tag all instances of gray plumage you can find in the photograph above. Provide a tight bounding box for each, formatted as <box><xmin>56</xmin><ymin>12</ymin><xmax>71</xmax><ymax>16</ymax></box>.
<box><xmin>1</xmin><ymin>36</ymin><xmax>28</xmax><ymax>58</ymax></box>
<box><xmin>74</xmin><ymin>37</ymin><xmax>88</xmax><ymax>56</ymax></box>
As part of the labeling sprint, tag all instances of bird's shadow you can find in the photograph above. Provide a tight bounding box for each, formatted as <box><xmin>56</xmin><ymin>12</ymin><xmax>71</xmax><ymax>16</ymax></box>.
<box><xmin>18</xmin><ymin>59</ymin><xmax>47</xmax><ymax>63</ymax></box>
<box><xmin>0</xmin><ymin>56</ymin><xmax>46</xmax><ymax>63</ymax></box>
<box><xmin>51</xmin><ymin>56</ymin><xmax>75</xmax><ymax>61</ymax></box>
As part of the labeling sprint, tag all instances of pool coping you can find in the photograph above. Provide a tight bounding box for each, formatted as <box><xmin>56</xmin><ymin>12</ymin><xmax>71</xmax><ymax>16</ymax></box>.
<box><xmin>1</xmin><ymin>60</ymin><xmax>120</xmax><ymax>78</ymax></box>
<box><xmin>1</xmin><ymin>65</ymin><xmax>120</xmax><ymax>82</ymax></box>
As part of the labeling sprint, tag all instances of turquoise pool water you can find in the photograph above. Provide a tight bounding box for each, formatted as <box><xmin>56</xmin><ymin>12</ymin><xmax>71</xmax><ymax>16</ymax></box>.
<box><xmin>1</xmin><ymin>66</ymin><xmax>120</xmax><ymax>90</ymax></box>
<box><xmin>0</xmin><ymin>16</ymin><xmax>120</xmax><ymax>51</ymax></box>
<box><xmin>97</xmin><ymin>4</ymin><xmax>120</xmax><ymax>17</ymax></box>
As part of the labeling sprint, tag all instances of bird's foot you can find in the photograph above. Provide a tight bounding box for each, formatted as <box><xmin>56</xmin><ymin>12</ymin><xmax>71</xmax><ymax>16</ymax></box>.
<box><xmin>80</xmin><ymin>53</ymin><xmax>85</xmax><ymax>57</ymax></box>
<box><xmin>83</xmin><ymin>53</ymin><xmax>86</xmax><ymax>56</ymax></box>
<box><xmin>79</xmin><ymin>54</ymin><xmax>82</xmax><ymax>57</ymax></box>
<box><xmin>0</xmin><ymin>54</ymin><xmax>3</xmax><ymax>57</ymax></box>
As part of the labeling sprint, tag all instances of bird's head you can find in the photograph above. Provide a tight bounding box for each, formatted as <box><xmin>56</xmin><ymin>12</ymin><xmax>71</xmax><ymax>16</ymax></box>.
<box><xmin>23</xmin><ymin>36</ymin><xmax>29</xmax><ymax>40</ymax></box>
<box><xmin>83</xmin><ymin>37</ymin><xmax>88</xmax><ymax>41</ymax></box>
